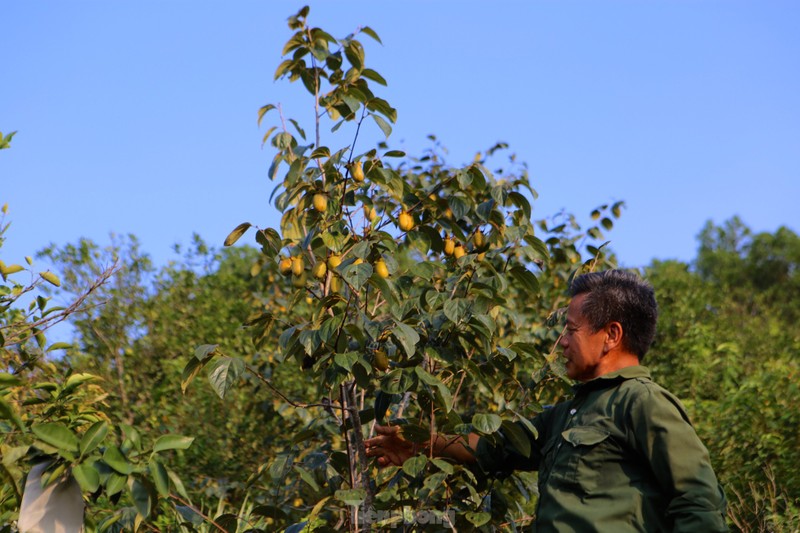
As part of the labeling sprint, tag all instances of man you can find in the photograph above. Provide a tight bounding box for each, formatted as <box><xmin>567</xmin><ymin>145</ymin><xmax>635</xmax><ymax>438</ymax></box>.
<box><xmin>366</xmin><ymin>269</ymin><xmax>728</xmax><ymax>532</ymax></box>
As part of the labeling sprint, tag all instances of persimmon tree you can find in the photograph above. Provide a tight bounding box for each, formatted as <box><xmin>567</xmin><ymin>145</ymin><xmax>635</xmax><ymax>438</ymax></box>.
<box><xmin>184</xmin><ymin>6</ymin><xmax>621</xmax><ymax>531</ymax></box>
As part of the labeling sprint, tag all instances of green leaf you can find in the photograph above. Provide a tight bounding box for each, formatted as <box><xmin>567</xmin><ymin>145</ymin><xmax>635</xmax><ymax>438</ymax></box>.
<box><xmin>466</xmin><ymin>512</ymin><xmax>491</xmax><ymax>527</ymax></box>
<box><xmin>362</xmin><ymin>68</ymin><xmax>387</xmax><ymax>86</ymax></box>
<box><xmin>153</xmin><ymin>434</ymin><xmax>194</xmax><ymax>453</ymax></box>
<box><xmin>0</xmin><ymin>372</ymin><xmax>22</xmax><ymax>386</ymax></box>
<box><xmin>321</xmin><ymin>229</ymin><xmax>349</xmax><ymax>253</ymax></box>
<box><xmin>509</xmin><ymin>265</ymin><xmax>540</xmax><ymax>296</ymax></box>
<box><xmin>194</xmin><ymin>344</ymin><xmax>218</xmax><ymax>360</ymax></box>
<box><xmin>344</xmin><ymin>41</ymin><xmax>364</xmax><ymax>70</ymax></box>
<box><xmin>509</xmin><ymin>191</ymin><xmax>532</xmax><ymax>220</ymax></box>
<box><xmin>32</xmin><ymin>423</ymin><xmax>79</xmax><ymax>453</ymax></box>
<box><xmin>472</xmin><ymin>413</ymin><xmax>502</xmax><ymax>434</ymax></box>
<box><xmin>431</xmin><ymin>458</ymin><xmax>454</xmax><ymax>475</ymax></box>
<box><xmin>72</xmin><ymin>463</ymin><xmax>100</xmax><ymax>492</ymax></box>
<box><xmin>374</xmin><ymin>391</ymin><xmax>396</xmax><ymax>423</ymax></box>
<box><xmin>447</xmin><ymin>197</ymin><xmax>468</xmax><ymax>221</ymax></box>
<box><xmin>103</xmin><ymin>446</ymin><xmax>134</xmax><ymax>474</ymax></box>
<box><xmin>371</xmin><ymin>114</ymin><xmax>392</xmax><ymax>137</ymax></box>
<box><xmin>414</xmin><ymin>367</ymin><xmax>453</xmax><ymax>412</ymax></box>
<box><xmin>45</xmin><ymin>342</ymin><xmax>72</xmax><ymax>352</ymax></box>
<box><xmin>257</xmin><ymin>104</ymin><xmax>276</xmax><ymax>126</ymax></box>
<box><xmin>443</xmin><ymin>298</ymin><xmax>470</xmax><ymax>325</ymax></box>
<box><xmin>256</xmin><ymin>227</ymin><xmax>282</xmax><ymax>257</ymax></box>
<box><xmin>215</xmin><ymin>514</ymin><xmax>239</xmax><ymax>533</ymax></box>
<box><xmin>150</xmin><ymin>459</ymin><xmax>170</xmax><ymax>497</ymax></box>
<box><xmin>223</xmin><ymin>222</ymin><xmax>251</xmax><ymax>246</ymax></box>
<box><xmin>80</xmin><ymin>421</ymin><xmax>108</xmax><ymax>457</ymax></box>
<box><xmin>207</xmin><ymin>357</ymin><xmax>245</xmax><ymax>399</ymax></box>
<box><xmin>0</xmin><ymin>399</ymin><xmax>25</xmax><ymax>431</ymax></box>
<box><xmin>398</xmin><ymin>423</ymin><xmax>431</xmax><ymax>443</ymax></box>
<box><xmin>129</xmin><ymin>477</ymin><xmax>153</xmax><ymax>518</ymax></box>
<box><xmin>391</xmin><ymin>322</ymin><xmax>419</xmax><ymax>357</ymax></box>
<box><xmin>402</xmin><ymin>455</ymin><xmax>427</xmax><ymax>477</ymax></box>
<box><xmin>334</xmin><ymin>351</ymin><xmax>358</xmax><ymax>371</ymax></box>
<box><xmin>269</xmin><ymin>452</ymin><xmax>293</xmax><ymax>480</ymax></box>
<box><xmin>288</xmin><ymin>118</ymin><xmax>306</xmax><ymax>140</ymax></box>
<box><xmin>335</xmin><ymin>488</ymin><xmax>366</xmax><ymax>506</ymax></box>
<box><xmin>166</xmin><ymin>466</ymin><xmax>190</xmax><ymax>500</ymax></box>
<box><xmin>360</xmin><ymin>26</ymin><xmax>382</xmax><ymax>44</ymax></box>
<box><xmin>501</xmin><ymin>420</ymin><xmax>531</xmax><ymax>458</ymax></box>
<box><xmin>182</xmin><ymin>353</ymin><xmax>214</xmax><ymax>394</ymax></box>
<box><xmin>294</xmin><ymin>465</ymin><xmax>320</xmax><ymax>492</ymax></box>
<box><xmin>105</xmin><ymin>472</ymin><xmax>127</xmax><ymax>496</ymax></box>
<box><xmin>39</xmin><ymin>271</ymin><xmax>61</xmax><ymax>287</ymax></box>
<box><xmin>310</xmin><ymin>146</ymin><xmax>330</xmax><ymax>158</ymax></box>
<box><xmin>342</xmin><ymin>262</ymin><xmax>373</xmax><ymax>290</ymax></box>
<box><xmin>63</xmin><ymin>372</ymin><xmax>96</xmax><ymax>393</ymax></box>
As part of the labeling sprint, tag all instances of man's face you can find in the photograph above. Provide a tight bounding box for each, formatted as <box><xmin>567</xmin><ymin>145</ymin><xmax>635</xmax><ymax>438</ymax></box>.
<box><xmin>559</xmin><ymin>293</ymin><xmax>608</xmax><ymax>382</ymax></box>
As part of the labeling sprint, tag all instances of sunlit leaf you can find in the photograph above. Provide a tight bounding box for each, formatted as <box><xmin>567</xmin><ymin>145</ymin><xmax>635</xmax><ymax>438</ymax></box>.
<box><xmin>103</xmin><ymin>446</ymin><xmax>134</xmax><ymax>475</ymax></box>
<box><xmin>223</xmin><ymin>222</ymin><xmax>251</xmax><ymax>246</ymax></box>
<box><xmin>335</xmin><ymin>488</ymin><xmax>366</xmax><ymax>506</ymax></box>
<box><xmin>32</xmin><ymin>423</ymin><xmax>79</xmax><ymax>453</ymax></box>
<box><xmin>402</xmin><ymin>455</ymin><xmax>427</xmax><ymax>477</ymax></box>
<box><xmin>72</xmin><ymin>463</ymin><xmax>100</xmax><ymax>492</ymax></box>
<box><xmin>80</xmin><ymin>421</ymin><xmax>108</xmax><ymax>457</ymax></box>
<box><xmin>153</xmin><ymin>434</ymin><xmax>194</xmax><ymax>453</ymax></box>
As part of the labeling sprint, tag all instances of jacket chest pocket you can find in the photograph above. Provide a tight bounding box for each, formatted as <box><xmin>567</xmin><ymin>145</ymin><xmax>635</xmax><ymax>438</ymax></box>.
<box><xmin>559</xmin><ymin>426</ymin><xmax>613</xmax><ymax>494</ymax></box>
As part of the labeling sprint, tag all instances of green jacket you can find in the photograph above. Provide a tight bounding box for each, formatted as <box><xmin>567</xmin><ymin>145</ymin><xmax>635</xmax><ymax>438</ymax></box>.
<box><xmin>475</xmin><ymin>366</ymin><xmax>727</xmax><ymax>532</ymax></box>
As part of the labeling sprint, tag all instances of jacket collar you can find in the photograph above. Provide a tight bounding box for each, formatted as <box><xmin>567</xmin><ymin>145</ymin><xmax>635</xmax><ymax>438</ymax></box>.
<box><xmin>573</xmin><ymin>365</ymin><xmax>651</xmax><ymax>393</ymax></box>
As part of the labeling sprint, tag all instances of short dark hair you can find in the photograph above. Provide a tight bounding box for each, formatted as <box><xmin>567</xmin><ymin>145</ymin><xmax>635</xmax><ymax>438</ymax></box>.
<box><xmin>569</xmin><ymin>269</ymin><xmax>658</xmax><ymax>360</ymax></box>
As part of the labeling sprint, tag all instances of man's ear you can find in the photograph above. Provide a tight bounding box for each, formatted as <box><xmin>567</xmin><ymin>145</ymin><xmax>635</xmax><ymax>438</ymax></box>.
<box><xmin>604</xmin><ymin>322</ymin><xmax>623</xmax><ymax>351</ymax></box>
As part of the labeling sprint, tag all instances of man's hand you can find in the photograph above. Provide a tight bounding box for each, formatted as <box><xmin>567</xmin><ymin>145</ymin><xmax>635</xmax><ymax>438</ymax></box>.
<box><xmin>365</xmin><ymin>425</ymin><xmax>417</xmax><ymax>467</ymax></box>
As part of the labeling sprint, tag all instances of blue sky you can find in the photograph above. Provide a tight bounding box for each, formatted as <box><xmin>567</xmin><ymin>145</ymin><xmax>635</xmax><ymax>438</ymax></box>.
<box><xmin>2</xmin><ymin>1</ymin><xmax>798</xmax><ymax>273</ymax></box>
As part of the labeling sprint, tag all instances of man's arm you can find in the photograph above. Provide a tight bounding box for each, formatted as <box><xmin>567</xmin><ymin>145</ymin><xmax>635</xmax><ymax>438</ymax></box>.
<box><xmin>365</xmin><ymin>425</ymin><xmax>480</xmax><ymax>466</ymax></box>
<box><xmin>630</xmin><ymin>386</ymin><xmax>728</xmax><ymax>532</ymax></box>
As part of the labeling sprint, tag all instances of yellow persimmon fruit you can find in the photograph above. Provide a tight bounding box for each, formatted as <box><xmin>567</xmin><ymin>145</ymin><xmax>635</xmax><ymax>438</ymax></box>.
<box><xmin>327</xmin><ymin>254</ymin><xmax>342</xmax><ymax>269</ymax></box>
<box><xmin>353</xmin><ymin>258</ymin><xmax>364</xmax><ymax>265</ymax></box>
<box><xmin>313</xmin><ymin>193</ymin><xmax>327</xmax><ymax>212</ymax></box>
<box><xmin>351</xmin><ymin>161</ymin><xmax>365</xmax><ymax>183</ymax></box>
<box><xmin>312</xmin><ymin>261</ymin><xmax>327</xmax><ymax>279</ymax></box>
<box><xmin>474</xmin><ymin>229</ymin><xmax>486</xmax><ymax>249</ymax></box>
<box><xmin>453</xmin><ymin>245</ymin><xmax>466</xmax><ymax>259</ymax></box>
<box><xmin>443</xmin><ymin>238</ymin><xmax>455</xmax><ymax>256</ymax></box>
<box><xmin>398</xmin><ymin>211</ymin><xmax>415</xmax><ymax>232</ymax></box>
<box><xmin>291</xmin><ymin>256</ymin><xmax>304</xmax><ymax>276</ymax></box>
<box><xmin>373</xmin><ymin>349</ymin><xmax>389</xmax><ymax>371</ymax></box>
<box><xmin>364</xmin><ymin>205</ymin><xmax>378</xmax><ymax>222</ymax></box>
<box><xmin>292</xmin><ymin>273</ymin><xmax>307</xmax><ymax>288</ymax></box>
<box><xmin>330</xmin><ymin>276</ymin><xmax>342</xmax><ymax>293</ymax></box>
<box><xmin>278</xmin><ymin>257</ymin><xmax>293</xmax><ymax>276</ymax></box>
<box><xmin>375</xmin><ymin>259</ymin><xmax>389</xmax><ymax>278</ymax></box>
